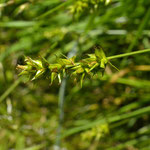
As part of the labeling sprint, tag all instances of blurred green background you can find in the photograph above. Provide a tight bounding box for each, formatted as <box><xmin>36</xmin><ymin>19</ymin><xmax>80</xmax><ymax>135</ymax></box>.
<box><xmin>0</xmin><ymin>0</ymin><xmax>150</xmax><ymax>149</ymax></box>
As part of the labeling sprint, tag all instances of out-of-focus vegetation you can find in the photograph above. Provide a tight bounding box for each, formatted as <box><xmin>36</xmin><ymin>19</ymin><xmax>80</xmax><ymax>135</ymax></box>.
<box><xmin>0</xmin><ymin>0</ymin><xmax>150</xmax><ymax>150</ymax></box>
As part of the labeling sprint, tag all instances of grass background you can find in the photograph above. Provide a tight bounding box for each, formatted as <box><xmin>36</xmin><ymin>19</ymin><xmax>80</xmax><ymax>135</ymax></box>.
<box><xmin>0</xmin><ymin>0</ymin><xmax>150</xmax><ymax>149</ymax></box>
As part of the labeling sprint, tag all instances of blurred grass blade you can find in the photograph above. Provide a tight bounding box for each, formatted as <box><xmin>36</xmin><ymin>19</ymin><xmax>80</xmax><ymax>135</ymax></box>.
<box><xmin>23</xmin><ymin>144</ymin><xmax>45</xmax><ymax>150</ymax></box>
<box><xmin>36</xmin><ymin>0</ymin><xmax>73</xmax><ymax>20</ymax></box>
<box><xmin>107</xmin><ymin>135</ymin><xmax>150</xmax><ymax>150</ymax></box>
<box><xmin>127</xmin><ymin>8</ymin><xmax>150</xmax><ymax>53</ymax></box>
<box><xmin>121</xmin><ymin>8</ymin><xmax>150</xmax><ymax>66</ymax></box>
<box><xmin>0</xmin><ymin>77</ymin><xmax>23</xmax><ymax>103</ymax></box>
<box><xmin>0</xmin><ymin>38</ymin><xmax>32</xmax><ymax>62</ymax></box>
<box><xmin>61</xmin><ymin>106</ymin><xmax>150</xmax><ymax>138</ymax></box>
<box><xmin>116</xmin><ymin>77</ymin><xmax>150</xmax><ymax>88</ymax></box>
<box><xmin>104</xmin><ymin>75</ymin><xmax>150</xmax><ymax>88</ymax></box>
<box><xmin>0</xmin><ymin>21</ymin><xmax>35</xmax><ymax>28</ymax></box>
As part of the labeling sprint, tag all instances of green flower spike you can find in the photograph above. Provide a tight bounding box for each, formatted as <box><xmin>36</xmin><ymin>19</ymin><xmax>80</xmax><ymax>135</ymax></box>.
<box><xmin>17</xmin><ymin>47</ymin><xmax>116</xmax><ymax>87</ymax></box>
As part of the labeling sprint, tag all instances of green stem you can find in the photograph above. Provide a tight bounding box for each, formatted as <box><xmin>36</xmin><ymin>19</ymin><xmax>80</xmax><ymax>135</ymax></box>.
<box><xmin>55</xmin><ymin>42</ymin><xmax>77</xmax><ymax>150</ymax></box>
<box><xmin>107</xmin><ymin>49</ymin><xmax>150</xmax><ymax>60</ymax></box>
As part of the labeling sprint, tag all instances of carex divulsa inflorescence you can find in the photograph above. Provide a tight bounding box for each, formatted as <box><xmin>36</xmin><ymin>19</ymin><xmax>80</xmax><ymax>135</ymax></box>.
<box><xmin>17</xmin><ymin>47</ymin><xmax>113</xmax><ymax>87</ymax></box>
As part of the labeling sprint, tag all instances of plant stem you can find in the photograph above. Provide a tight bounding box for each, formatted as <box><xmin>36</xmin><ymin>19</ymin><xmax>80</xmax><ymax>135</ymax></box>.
<box><xmin>55</xmin><ymin>77</ymin><xmax>67</xmax><ymax>150</ymax></box>
<box><xmin>55</xmin><ymin>42</ymin><xmax>77</xmax><ymax>150</ymax></box>
<box><xmin>107</xmin><ymin>49</ymin><xmax>150</xmax><ymax>60</ymax></box>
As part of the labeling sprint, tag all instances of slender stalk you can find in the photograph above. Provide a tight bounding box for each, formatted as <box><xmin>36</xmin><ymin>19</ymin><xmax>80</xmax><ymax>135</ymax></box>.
<box><xmin>55</xmin><ymin>77</ymin><xmax>67</xmax><ymax>149</ymax></box>
<box><xmin>107</xmin><ymin>49</ymin><xmax>150</xmax><ymax>60</ymax></box>
<box><xmin>55</xmin><ymin>42</ymin><xmax>77</xmax><ymax>150</ymax></box>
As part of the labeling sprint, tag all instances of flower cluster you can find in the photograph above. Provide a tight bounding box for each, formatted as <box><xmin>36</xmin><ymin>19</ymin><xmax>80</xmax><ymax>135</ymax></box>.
<box><xmin>68</xmin><ymin>0</ymin><xmax>111</xmax><ymax>18</ymax></box>
<box><xmin>81</xmin><ymin>124</ymin><xmax>109</xmax><ymax>141</ymax></box>
<box><xmin>17</xmin><ymin>47</ymin><xmax>108</xmax><ymax>86</ymax></box>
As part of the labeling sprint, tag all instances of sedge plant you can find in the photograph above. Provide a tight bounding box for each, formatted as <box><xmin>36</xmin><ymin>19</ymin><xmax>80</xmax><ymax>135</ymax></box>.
<box><xmin>17</xmin><ymin>47</ymin><xmax>150</xmax><ymax>87</ymax></box>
